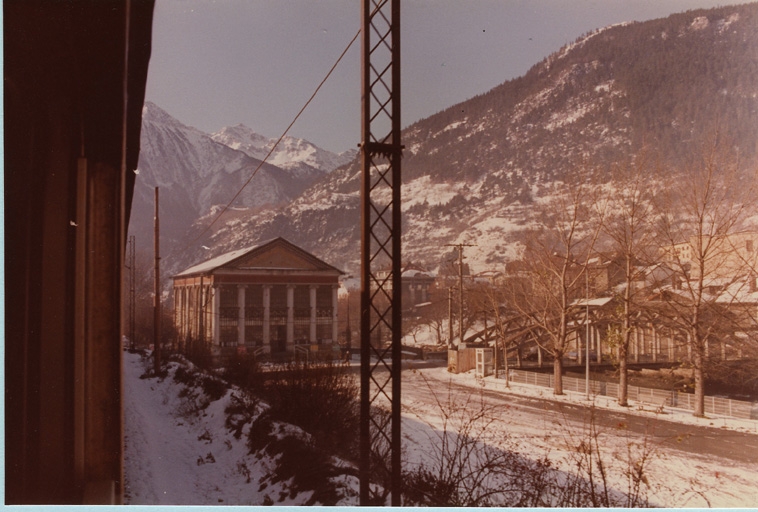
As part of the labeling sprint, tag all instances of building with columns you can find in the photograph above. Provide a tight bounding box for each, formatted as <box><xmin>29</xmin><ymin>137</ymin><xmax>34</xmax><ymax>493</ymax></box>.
<box><xmin>173</xmin><ymin>238</ymin><xmax>343</xmax><ymax>355</ymax></box>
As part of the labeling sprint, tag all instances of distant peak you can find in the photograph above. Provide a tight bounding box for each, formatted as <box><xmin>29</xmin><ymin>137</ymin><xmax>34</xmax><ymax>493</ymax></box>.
<box><xmin>142</xmin><ymin>101</ymin><xmax>179</xmax><ymax>125</ymax></box>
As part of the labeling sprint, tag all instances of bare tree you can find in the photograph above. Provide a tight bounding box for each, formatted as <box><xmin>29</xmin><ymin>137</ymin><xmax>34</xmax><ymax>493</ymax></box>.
<box><xmin>475</xmin><ymin>280</ymin><xmax>536</xmax><ymax>383</ymax></box>
<box><xmin>416</xmin><ymin>287</ymin><xmax>452</xmax><ymax>346</ymax></box>
<box><xmin>513</xmin><ymin>179</ymin><xmax>604</xmax><ymax>395</ymax></box>
<box><xmin>601</xmin><ymin>155</ymin><xmax>659</xmax><ymax>406</ymax></box>
<box><xmin>654</xmin><ymin>134</ymin><xmax>756</xmax><ymax>416</ymax></box>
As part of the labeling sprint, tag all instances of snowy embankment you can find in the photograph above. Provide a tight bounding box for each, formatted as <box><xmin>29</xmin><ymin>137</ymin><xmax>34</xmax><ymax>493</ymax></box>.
<box><xmin>123</xmin><ymin>351</ymin><xmax>358</xmax><ymax>505</ymax></box>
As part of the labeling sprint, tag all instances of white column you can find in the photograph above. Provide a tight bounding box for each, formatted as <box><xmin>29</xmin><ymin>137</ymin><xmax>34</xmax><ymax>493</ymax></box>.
<box><xmin>287</xmin><ymin>285</ymin><xmax>295</xmax><ymax>350</ymax></box>
<box><xmin>180</xmin><ymin>287</ymin><xmax>186</xmax><ymax>340</ymax></box>
<box><xmin>212</xmin><ymin>285</ymin><xmax>221</xmax><ymax>345</ymax></box>
<box><xmin>263</xmin><ymin>285</ymin><xmax>271</xmax><ymax>352</ymax></box>
<box><xmin>332</xmin><ymin>285</ymin><xmax>339</xmax><ymax>343</ymax></box>
<box><xmin>310</xmin><ymin>285</ymin><xmax>318</xmax><ymax>343</ymax></box>
<box><xmin>197</xmin><ymin>285</ymin><xmax>204</xmax><ymax>340</ymax></box>
<box><xmin>174</xmin><ymin>287</ymin><xmax>182</xmax><ymax>340</ymax></box>
<box><xmin>192</xmin><ymin>286</ymin><xmax>199</xmax><ymax>339</ymax></box>
<box><xmin>237</xmin><ymin>285</ymin><xmax>246</xmax><ymax>346</ymax></box>
<box><xmin>174</xmin><ymin>286</ymin><xmax>182</xmax><ymax>343</ymax></box>
<box><xmin>652</xmin><ymin>326</ymin><xmax>658</xmax><ymax>363</ymax></box>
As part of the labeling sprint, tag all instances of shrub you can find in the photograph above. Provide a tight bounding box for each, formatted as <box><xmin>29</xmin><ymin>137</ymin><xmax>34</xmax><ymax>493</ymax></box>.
<box><xmin>222</xmin><ymin>351</ymin><xmax>262</xmax><ymax>391</ymax></box>
<box><xmin>182</xmin><ymin>337</ymin><xmax>214</xmax><ymax>370</ymax></box>
<box><xmin>225</xmin><ymin>391</ymin><xmax>261</xmax><ymax>440</ymax></box>
<box><xmin>258</xmin><ymin>360</ymin><xmax>359</xmax><ymax>458</ymax></box>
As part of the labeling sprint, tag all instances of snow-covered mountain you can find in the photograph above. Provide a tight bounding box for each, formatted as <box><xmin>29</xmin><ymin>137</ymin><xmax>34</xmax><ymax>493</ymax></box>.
<box><xmin>128</xmin><ymin>102</ymin><xmax>354</xmax><ymax>269</ymax></box>
<box><xmin>212</xmin><ymin>124</ymin><xmax>356</xmax><ymax>178</ymax></box>
<box><xmin>143</xmin><ymin>3</ymin><xmax>758</xmax><ymax>280</ymax></box>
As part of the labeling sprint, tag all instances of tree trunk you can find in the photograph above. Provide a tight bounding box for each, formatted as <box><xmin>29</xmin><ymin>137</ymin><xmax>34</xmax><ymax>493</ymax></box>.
<box><xmin>553</xmin><ymin>356</ymin><xmax>563</xmax><ymax>395</ymax></box>
<box><xmin>503</xmin><ymin>337</ymin><xmax>510</xmax><ymax>388</ymax></box>
<box><xmin>618</xmin><ymin>345</ymin><xmax>628</xmax><ymax>407</ymax></box>
<box><xmin>693</xmin><ymin>348</ymin><xmax>705</xmax><ymax>417</ymax></box>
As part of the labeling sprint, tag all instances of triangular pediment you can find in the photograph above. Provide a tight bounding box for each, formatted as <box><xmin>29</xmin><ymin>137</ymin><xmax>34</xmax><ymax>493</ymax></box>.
<box><xmin>234</xmin><ymin>246</ymin><xmax>319</xmax><ymax>270</ymax></box>
<box><xmin>175</xmin><ymin>237</ymin><xmax>342</xmax><ymax>277</ymax></box>
<box><xmin>226</xmin><ymin>238</ymin><xmax>341</xmax><ymax>273</ymax></box>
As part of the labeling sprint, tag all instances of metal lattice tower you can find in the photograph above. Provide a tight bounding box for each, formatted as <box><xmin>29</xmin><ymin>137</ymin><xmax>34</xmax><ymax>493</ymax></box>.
<box><xmin>359</xmin><ymin>0</ymin><xmax>402</xmax><ymax>505</ymax></box>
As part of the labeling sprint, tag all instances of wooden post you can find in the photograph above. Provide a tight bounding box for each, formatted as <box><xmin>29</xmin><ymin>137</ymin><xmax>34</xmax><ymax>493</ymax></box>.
<box><xmin>153</xmin><ymin>187</ymin><xmax>161</xmax><ymax>374</ymax></box>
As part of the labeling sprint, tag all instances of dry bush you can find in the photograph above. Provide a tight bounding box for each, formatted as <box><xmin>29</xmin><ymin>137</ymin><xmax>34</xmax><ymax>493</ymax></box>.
<box><xmin>401</xmin><ymin>375</ymin><xmax>656</xmax><ymax>507</ymax></box>
<box><xmin>401</xmin><ymin>377</ymin><xmax>553</xmax><ymax>506</ymax></box>
<box><xmin>552</xmin><ymin>406</ymin><xmax>653</xmax><ymax>507</ymax></box>
<box><xmin>255</xmin><ymin>360</ymin><xmax>359</xmax><ymax>458</ymax></box>
<box><xmin>182</xmin><ymin>337</ymin><xmax>214</xmax><ymax>370</ymax></box>
<box><xmin>222</xmin><ymin>351</ymin><xmax>263</xmax><ymax>392</ymax></box>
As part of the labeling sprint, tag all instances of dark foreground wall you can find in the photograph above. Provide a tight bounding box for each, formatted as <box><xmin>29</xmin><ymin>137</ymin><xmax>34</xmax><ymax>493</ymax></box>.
<box><xmin>4</xmin><ymin>0</ymin><xmax>154</xmax><ymax>503</ymax></box>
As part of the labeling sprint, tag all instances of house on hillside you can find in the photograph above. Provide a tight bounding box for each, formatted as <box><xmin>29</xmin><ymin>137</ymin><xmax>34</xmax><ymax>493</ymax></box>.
<box><xmin>663</xmin><ymin>232</ymin><xmax>758</xmax><ymax>282</ymax></box>
<box><xmin>375</xmin><ymin>263</ymin><xmax>436</xmax><ymax>310</ymax></box>
<box><xmin>172</xmin><ymin>237</ymin><xmax>343</xmax><ymax>356</ymax></box>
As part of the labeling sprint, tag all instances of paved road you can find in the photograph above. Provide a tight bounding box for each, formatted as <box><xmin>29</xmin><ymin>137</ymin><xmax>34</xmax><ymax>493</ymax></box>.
<box><xmin>400</xmin><ymin>368</ymin><xmax>758</xmax><ymax>466</ymax></box>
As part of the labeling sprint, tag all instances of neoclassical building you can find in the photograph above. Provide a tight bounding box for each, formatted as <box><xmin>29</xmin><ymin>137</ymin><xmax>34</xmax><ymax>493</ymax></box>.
<box><xmin>173</xmin><ymin>238</ymin><xmax>343</xmax><ymax>354</ymax></box>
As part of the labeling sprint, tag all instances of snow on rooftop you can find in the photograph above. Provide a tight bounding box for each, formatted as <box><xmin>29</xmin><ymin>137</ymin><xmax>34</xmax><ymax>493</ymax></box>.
<box><xmin>175</xmin><ymin>240</ymin><xmax>272</xmax><ymax>277</ymax></box>
<box><xmin>571</xmin><ymin>297</ymin><xmax>613</xmax><ymax>307</ymax></box>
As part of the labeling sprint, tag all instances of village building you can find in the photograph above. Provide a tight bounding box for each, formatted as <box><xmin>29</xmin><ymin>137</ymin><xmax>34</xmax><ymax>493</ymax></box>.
<box><xmin>173</xmin><ymin>237</ymin><xmax>343</xmax><ymax>356</ymax></box>
<box><xmin>375</xmin><ymin>263</ymin><xmax>436</xmax><ymax>309</ymax></box>
<box><xmin>664</xmin><ymin>231</ymin><xmax>758</xmax><ymax>282</ymax></box>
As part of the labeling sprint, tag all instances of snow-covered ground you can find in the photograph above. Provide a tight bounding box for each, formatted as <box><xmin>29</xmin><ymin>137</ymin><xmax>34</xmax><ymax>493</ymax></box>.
<box><xmin>401</xmin><ymin>366</ymin><xmax>758</xmax><ymax>507</ymax></box>
<box><xmin>123</xmin><ymin>351</ymin><xmax>758</xmax><ymax>507</ymax></box>
<box><xmin>123</xmin><ymin>351</ymin><xmax>335</xmax><ymax>506</ymax></box>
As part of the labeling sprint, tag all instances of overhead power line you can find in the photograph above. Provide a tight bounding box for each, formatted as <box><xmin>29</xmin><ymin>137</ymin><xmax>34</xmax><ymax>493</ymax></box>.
<box><xmin>186</xmin><ymin>28</ymin><xmax>361</xmax><ymax>248</ymax></box>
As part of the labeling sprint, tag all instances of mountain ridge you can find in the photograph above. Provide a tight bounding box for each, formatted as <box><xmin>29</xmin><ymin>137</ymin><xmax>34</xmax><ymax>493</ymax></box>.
<box><xmin>137</xmin><ymin>3</ymin><xmax>758</xmax><ymax>280</ymax></box>
<box><xmin>129</xmin><ymin>101</ymin><xmax>355</xmax><ymax>257</ymax></box>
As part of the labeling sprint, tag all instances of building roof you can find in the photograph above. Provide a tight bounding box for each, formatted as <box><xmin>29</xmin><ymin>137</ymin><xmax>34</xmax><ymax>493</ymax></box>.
<box><xmin>570</xmin><ymin>297</ymin><xmax>614</xmax><ymax>308</ymax></box>
<box><xmin>174</xmin><ymin>237</ymin><xmax>344</xmax><ymax>278</ymax></box>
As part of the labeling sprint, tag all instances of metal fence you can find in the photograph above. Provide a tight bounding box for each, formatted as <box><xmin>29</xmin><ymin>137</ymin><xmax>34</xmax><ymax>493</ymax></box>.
<box><xmin>508</xmin><ymin>369</ymin><xmax>758</xmax><ymax>420</ymax></box>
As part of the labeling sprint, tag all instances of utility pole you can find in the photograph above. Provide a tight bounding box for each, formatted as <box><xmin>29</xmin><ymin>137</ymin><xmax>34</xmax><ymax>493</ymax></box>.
<box><xmin>447</xmin><ymin>287</ymin><xmax>453</xmax><ymax>348</ymax></box>
<box><xmin>153</xmin><ymin>187</ymin><xmax>161</xmax><ymax>374</ymax></box>
<box><xmin>445</xmin><ymin>243</ymin><xmax>475</xmax><ymax>347</ymax></box>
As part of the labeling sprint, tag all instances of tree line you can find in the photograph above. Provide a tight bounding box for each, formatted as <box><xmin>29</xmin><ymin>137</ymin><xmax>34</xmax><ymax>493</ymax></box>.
<box><xmin>401</xmin><ymin>135</ymin><xmax>758</xmax><ymax>418</ymax></box>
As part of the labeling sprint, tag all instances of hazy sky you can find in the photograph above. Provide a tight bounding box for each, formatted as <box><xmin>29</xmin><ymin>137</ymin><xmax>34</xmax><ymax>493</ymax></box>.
<box><xmin>146</xmin><ymin>0</ymin><xmax>733</xmax><ymax>153</ymax></box>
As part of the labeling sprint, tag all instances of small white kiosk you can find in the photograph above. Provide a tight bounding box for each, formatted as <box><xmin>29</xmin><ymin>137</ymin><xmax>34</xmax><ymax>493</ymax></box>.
<box><xmin>475</xmin><ymin>348</ymin><xmax>493</xmax><ymax>378</ymax></box>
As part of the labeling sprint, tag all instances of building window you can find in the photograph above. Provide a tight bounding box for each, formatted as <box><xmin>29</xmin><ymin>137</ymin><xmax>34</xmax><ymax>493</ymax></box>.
<box><xmin>316</xmin><ymin>286</ymin><xmax>332</xmax><ymax>309</ymax></box>
<box><xmin>244</xmin><ymin>285</ymin><xmax>264</xmax><ymax>345</ymax></box>
<box><xmin>270</xmin><ymin>286</ymin><xmax>287</xmax><ymax>325</ymax></box>
<box><xmin>219</xmin><ymin>286</ymin><xmax>238</xmax><ymax>346</ymax></box>
<box><xmin>220</xmin><ymin>286</ymin><xmax>238</xmax><ymax>307</ymax></box>
<box><xmin>317</xmin><ymin>317</ymin><xmax>333</xmax><ymax>342</ymax></box>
